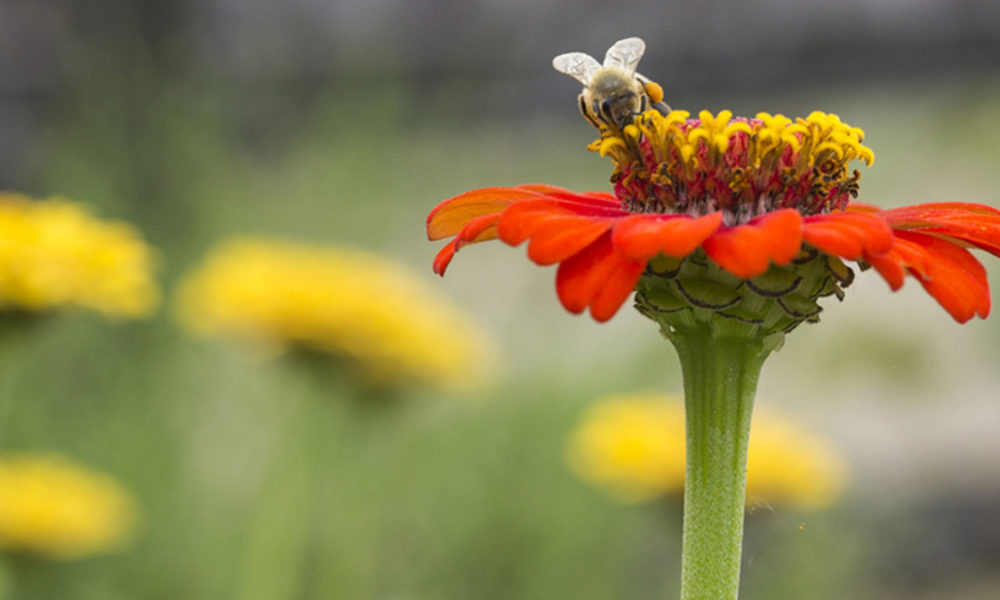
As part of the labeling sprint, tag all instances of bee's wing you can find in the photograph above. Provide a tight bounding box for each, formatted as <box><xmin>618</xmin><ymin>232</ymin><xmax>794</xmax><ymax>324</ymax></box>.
<box><xmin>604</xmin><ymin>37</ymin><xmax>645</xmax><ymax>74</ymax></box>
<box><xmin>552</xmin><ymin>52</ymin><xmax>602</xmax><ymax>87</ymax></box>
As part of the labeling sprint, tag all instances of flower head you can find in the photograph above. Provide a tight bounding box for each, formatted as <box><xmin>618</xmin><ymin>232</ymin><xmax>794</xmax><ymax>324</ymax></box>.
<box><xmin>0</xmin><ymin>193</ymin><xmax>160</xmax><ymax>318</ymax></box>
<box><xmin>565</xmin><ymin>393</ymin><xmax>847</xmax><ymax>510</ymax></box>
<box><xmin>427</xmin><ymin>110</ymin><xmax>1000</xmax><ymax>338</ymax></box>
<box><xmin>0</xmin><ymin>454</ymin><xmax>139</xmax><ymax>559</ymax></box>
<box><xmin>175</xmin><ymin>237</ymin><xmax>493</xmax><ymax>388</ymax></box>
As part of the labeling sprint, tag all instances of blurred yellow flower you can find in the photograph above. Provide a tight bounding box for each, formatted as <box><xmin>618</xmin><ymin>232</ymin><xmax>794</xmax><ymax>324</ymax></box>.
<box><xmin>566</xmin><ymin>393</ymin><xmax>847</xmax><ymax>510</ymax></box>
<box><xmin>0</xmin><ymin>193</ymin><xmax>159</xmax><ymax>318</ymax></box>
<box><xmin>174</xmin><ymin>237</ymin><xmax>494</xmax><ymax>388</ymax></box>
<box><xmin>0</xmin><ymin>454</ymin><xmax>139</xmax><ymax>559</ymax></box>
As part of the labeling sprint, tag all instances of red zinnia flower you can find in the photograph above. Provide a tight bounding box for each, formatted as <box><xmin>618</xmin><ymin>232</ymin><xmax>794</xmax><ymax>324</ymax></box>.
<box><xmin>428</xmin><ymin>110</ymin><xmax>1000</xmax><ymax>325</ymax></box>
<box><xmin>427</xmin><ymin>41</ymin><xmax>1000</xmax><ymax>600</ymax></box>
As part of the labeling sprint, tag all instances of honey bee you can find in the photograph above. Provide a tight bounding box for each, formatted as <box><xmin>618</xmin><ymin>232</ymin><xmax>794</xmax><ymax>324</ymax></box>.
<box><xmin>552</xmin><ymin>37</ymin><xmax>670</xmax><ymax>132</ymax></box>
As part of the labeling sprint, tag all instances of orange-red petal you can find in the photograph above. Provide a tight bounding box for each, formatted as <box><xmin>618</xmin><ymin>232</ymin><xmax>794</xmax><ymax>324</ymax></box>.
<box><xmin>865</xmin><ymin>248</ymin><xmax>906</xmax><ymax>290</ymax></box>
<box><xmin>497</xmin><ymin>198</ymin><xmax>625</xmax><ymax>246</ymax></box>
<box><xmin>555</xmin><ymin>233</ymin><xmax>617</xmax><ymax>314</ymax></box>
<box><xmin>555</xmin><ymin>232</ymin><xmax>644</xmax><ymax>321</ymax></box>
<box><xmin>899</xmin><ymin>231</ymin><xmax>990</xmax><ymax>322</ymax></box>
<box><xmin>702</xmin><ymin>209</ymin><xmax>804</xmax><ymax>278</ymax></box>
<box><xmin>427</xmin><ymin>186</ymin><xmax>547</xmax><ymax>240</ymax></box>
<box><xmin>802</xmin><ymin>211</ymin><xmax>894</xmax><ymax>259</ymax></box>
<box><xmin>453</xmin><ymin>214</ymin><xmax>502</xmax><ymax>248</ymax></box>
<box><xmin>867</xmin><ymin>231</ymin><xmax>990</xmax><ymax>322</ymax></box>
<box><xmin>611</xmin><ymin>212</ymin><xmax>724</xmax><ymax>260</ymax></box>
<box><xmin>432</xmin><ymin>213</ymin><xmax>503</xmax><ymax>275</ymax></box>
<box><xmin>525</xmin><ymin>217</ymin><xmax>616</xmax><ymax>265</ymax></box>
<box><xmin>516</xmin><ymin>184</ymin><xmax>618</xmax><ymax>207</ymax></box>
<box><xmin>517</xmin><ymin>185</ymin><xmax>621</xmax><ymax>207</ymax></box>
<box><xmin>866</xmin><ymin>228</ymin><xmax>937</xmax><ymax>290</ymax></box>
<box><xmin>881</xmin><ymin>203</ymin><xmax>1000</xmax><ymax>256</ymax></box>
<box><xmin>866</xmin><ymin>232</ymin><xmax>937</xmax><ymax>290</ymax></box>
<box><xmin>589</xmin><ymin>259</ymin><xmax>647</xmax><ymax>322</ymax></box>
<box><xmin>428</xmin><ymin>186</ymin><xmax>625</xmax><ymax>275</ymax></box>
<box><xmin>845</xmin><ymin>202</ymin><xmax>881</xmax><ymax>214</ymax></box>
<box><xmin>433</xmin><ymin>239</ymin><xmax>459</xmax><ymax>276</ymax></box>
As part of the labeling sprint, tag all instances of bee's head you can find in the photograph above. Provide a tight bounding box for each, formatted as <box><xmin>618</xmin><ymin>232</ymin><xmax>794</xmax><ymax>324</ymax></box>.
<box><xmin>587</xmin><ymin>69</ymin><xmax>643</xmax><ymax>130</ymax></box>
<box><xmin>600</xmin><ymin>90</ymin><xmax>640</xmax><ymax>130</ymax></box>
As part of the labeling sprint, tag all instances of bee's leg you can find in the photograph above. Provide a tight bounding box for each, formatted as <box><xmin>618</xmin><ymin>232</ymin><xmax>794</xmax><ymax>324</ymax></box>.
<box><xmin>635</xmin><ymin>75</ymin><xmax>672</xmax><ymax>115</ymax></box>
<box><xmin>651</xmin><ymin>101</ymin><xmax>671</xmax><ymax>115</ymax></box>
<box><xmin>623</xmin><ymin>95</ymin><xmax>649</xmax><ymax>126</ymax></box>
<box><xmin>578</xmin><ymin>94</ymin><xmax>601</xmax><ymax>129</ymax></box>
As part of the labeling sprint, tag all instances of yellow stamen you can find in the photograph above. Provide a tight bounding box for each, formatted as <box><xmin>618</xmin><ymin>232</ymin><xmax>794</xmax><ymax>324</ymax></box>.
<box><xmin>599</xmin><ymin>137</ymin><xmax>626</xmax><ymax>157</ymax></box>
<box><xmin>587</xmin><ymin>108</ymin><xmax>873</xmax><ymax>214</ymax></box>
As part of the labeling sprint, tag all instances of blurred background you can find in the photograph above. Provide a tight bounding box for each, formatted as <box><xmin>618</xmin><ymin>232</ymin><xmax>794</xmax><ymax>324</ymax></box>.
<box><xmin>1</xmin><ymin>0</ymin><xmax>999</xmax><ymax>598</ymax></box>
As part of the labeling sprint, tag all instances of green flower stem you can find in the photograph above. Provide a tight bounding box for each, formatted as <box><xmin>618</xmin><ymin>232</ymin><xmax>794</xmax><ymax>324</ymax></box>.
<box><xmin>238</xmin><ymin>385</ymin><xmax>322</xmax><ymax>600</ymax></box>
<box><xmin>671</xmin><ymin>329</ymin><xmax>771</xmax><ymax>600</ymax></box>
<box><xmin>238</xmin><ymin>358</ymin><xmax>396</xmax><ymax>599</ymax></box>
<box><xmin>238</xmin><ymin>360</ymin><xmax>360</xmax><ymax>600</ymax></box>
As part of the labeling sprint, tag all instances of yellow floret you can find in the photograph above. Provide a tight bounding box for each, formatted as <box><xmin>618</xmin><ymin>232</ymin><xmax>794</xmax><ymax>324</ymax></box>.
<box><xmin>566</xmin><ymin>393</ymin><xmax>847</xmax><ymax>509</ymax></box>
<box><xmin>566</xmin><ymin>394</ymin><xmax>686</xmax><ymax>503</ymax></box>
<box><xmin>596</xmin><ymin>109</ymin><xmax>872</xmax><ymax>174</ymax></box>
<box><xmin>174</xmin><ymin>238</ymin><xmax>494</xmax><ymax>389</ymax></box>
<box><xmin>599</xmin><ymin>136</ymin><xmax>627</xmax><ymax>157</ymax></box>
<box><xmin>0</xmin><ymin>193</ymin><xmax>159</xmax><ymax>318</ymax></box>
<box><xmin>0</xmin><ymin>454</ymin><xmax>138</xmax><ymax>559</ymax></box>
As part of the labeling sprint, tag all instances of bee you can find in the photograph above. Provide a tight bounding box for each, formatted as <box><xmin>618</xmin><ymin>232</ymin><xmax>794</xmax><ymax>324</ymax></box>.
<box><xmin>552</xmin><ymin>37</ymin><xmax>670</xmax><ymax>132</ymax></box>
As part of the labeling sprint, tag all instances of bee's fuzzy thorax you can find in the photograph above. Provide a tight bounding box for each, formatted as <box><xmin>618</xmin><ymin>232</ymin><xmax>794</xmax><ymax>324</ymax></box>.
<box><xmin>588</xmin><ymin>67</ymin><xmax>635</xmax><ymax>93</ymax></box>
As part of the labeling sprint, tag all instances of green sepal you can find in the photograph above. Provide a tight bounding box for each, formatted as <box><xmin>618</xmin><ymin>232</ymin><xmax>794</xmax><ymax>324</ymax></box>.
<box><xmin>634</xmin><ymin>248</ymin><xmax>856</xmax><ymax>346</ymax></box>
<box><xmin>776</xmin><ymin>293</ymin><xmax>822</xmax><ymax>319</ymax></box>
<box><xmin>746</xmin><ymin>267</ymin><xmax>802</xmax><ymax>297</ymax></box>
<box><xmin>675</xmin><ymin>278</ymin><xmax>743</xmax><ymax>310</ymax></box>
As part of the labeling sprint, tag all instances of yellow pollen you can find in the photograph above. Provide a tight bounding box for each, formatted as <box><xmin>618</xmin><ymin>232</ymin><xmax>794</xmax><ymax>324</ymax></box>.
<box><xmin>643</xmin><ymin>81</ymin><xmax>665</xmax><ymax>104</ymax></box>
